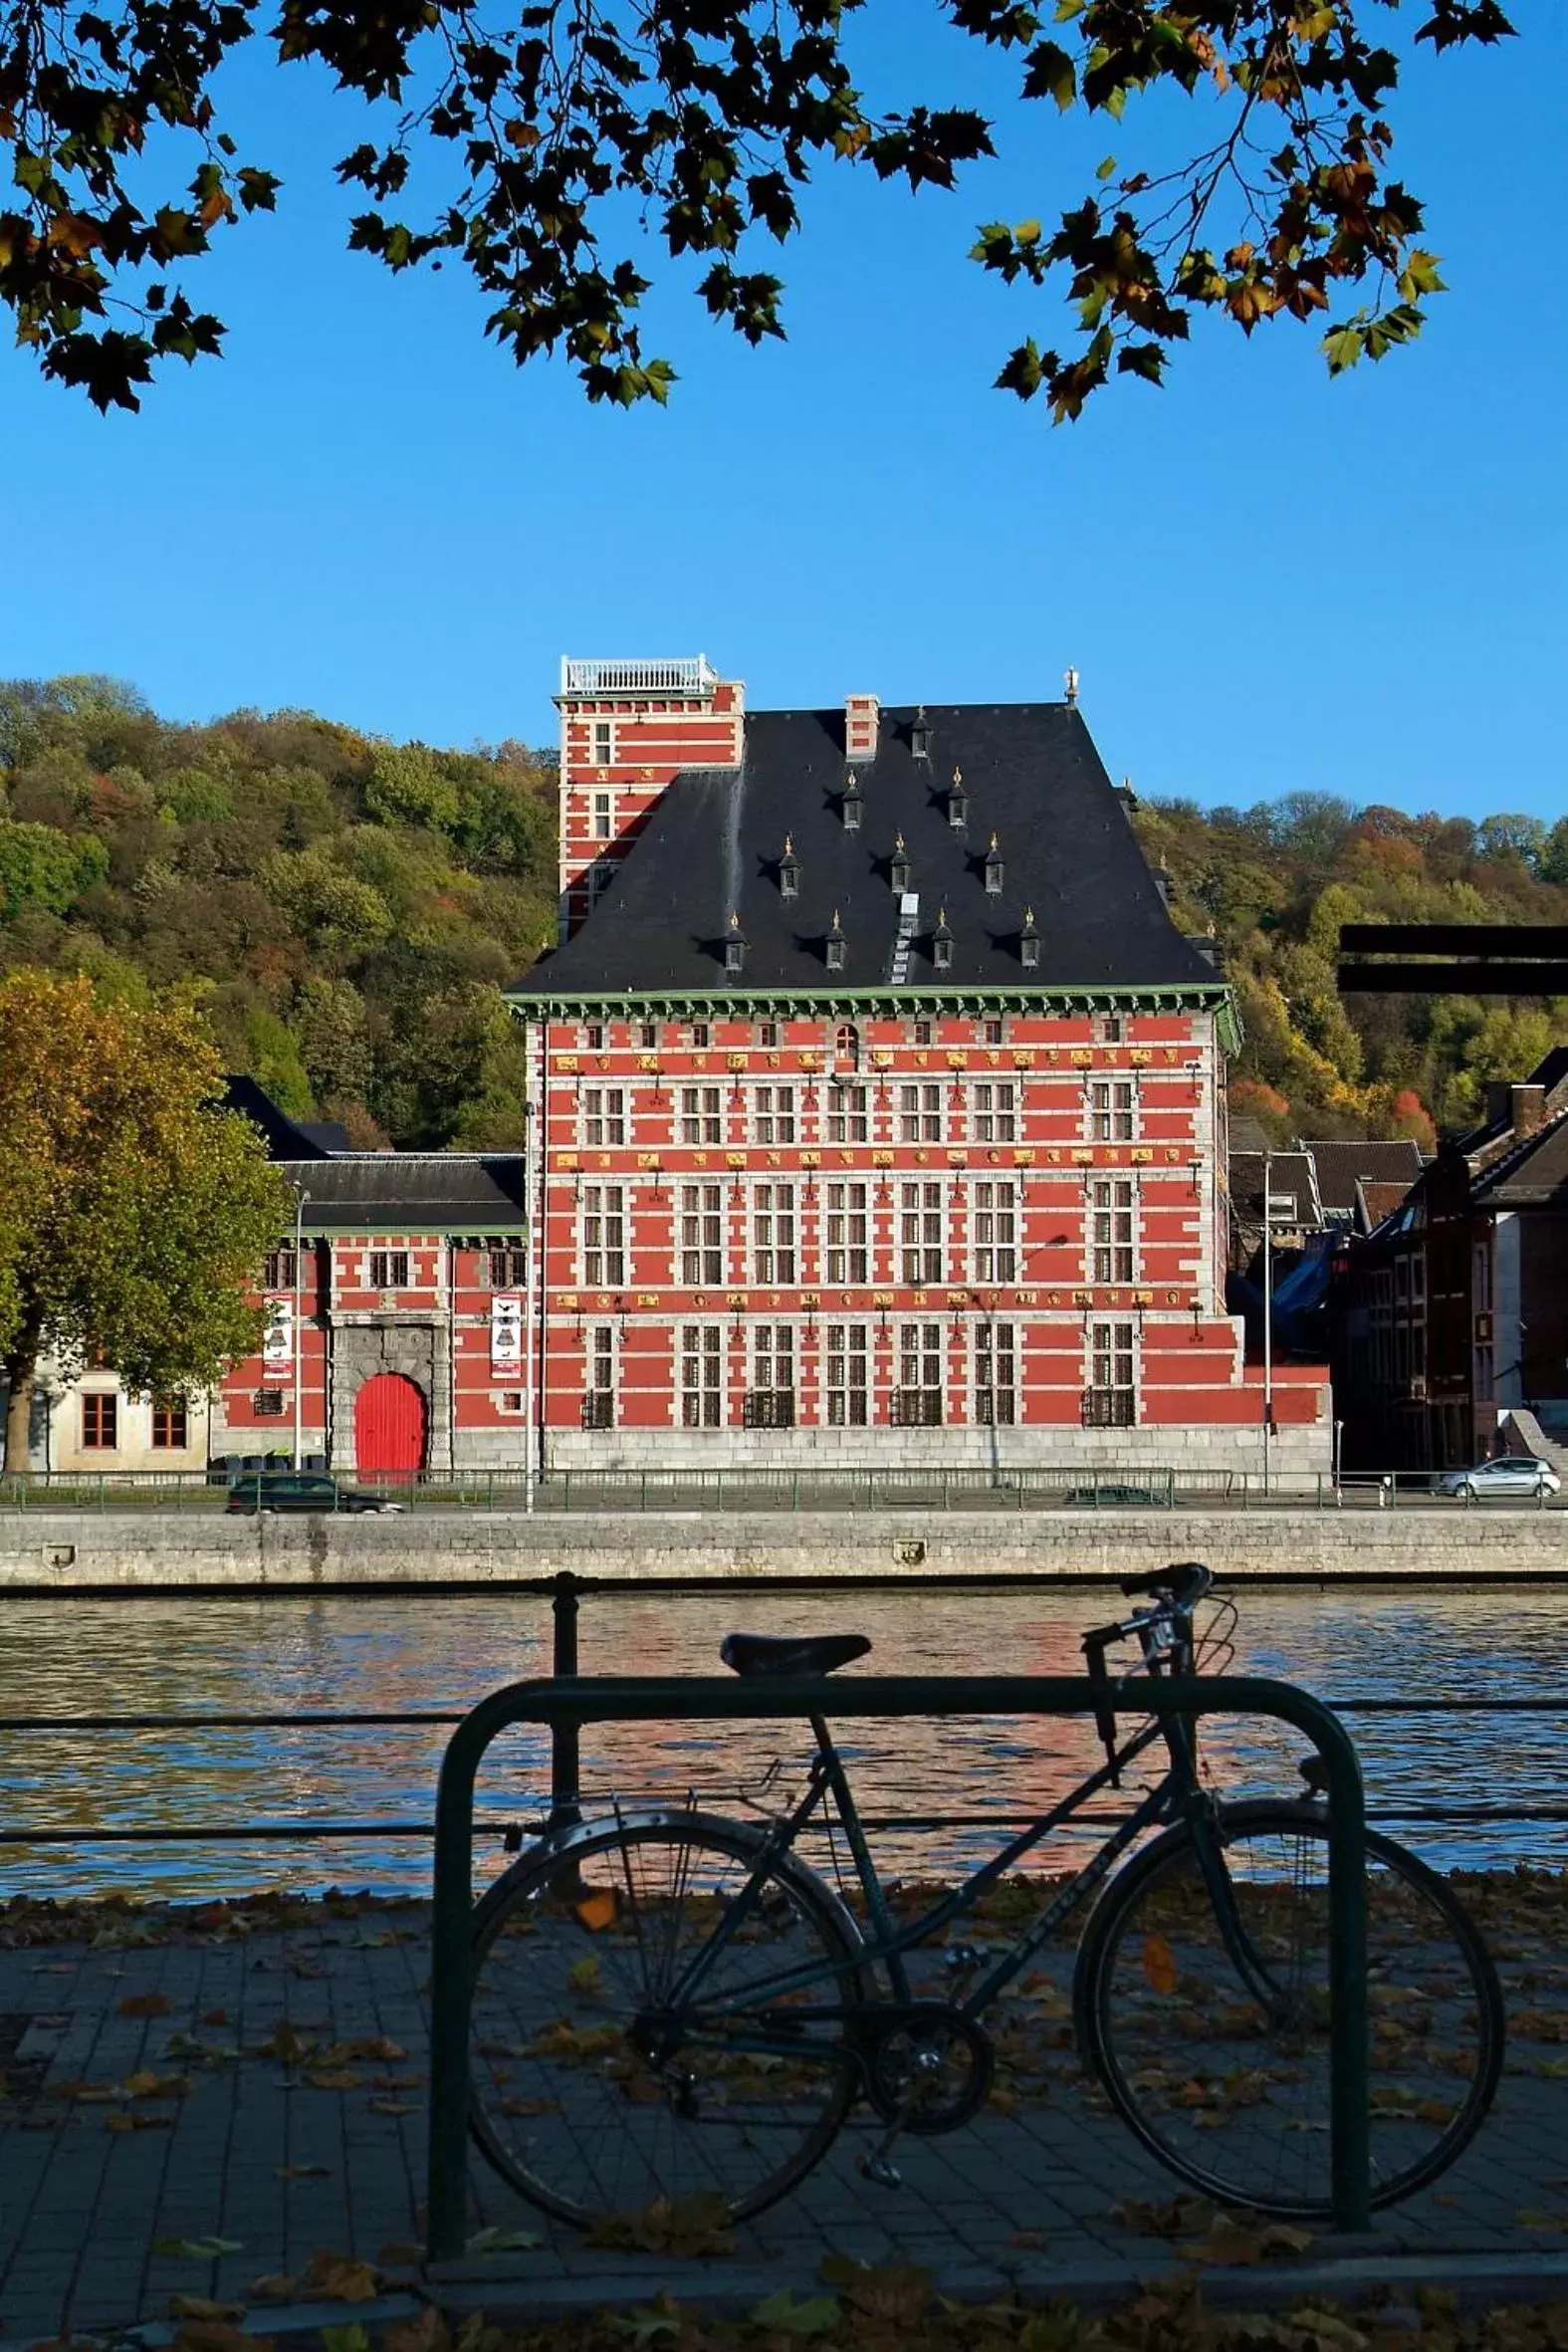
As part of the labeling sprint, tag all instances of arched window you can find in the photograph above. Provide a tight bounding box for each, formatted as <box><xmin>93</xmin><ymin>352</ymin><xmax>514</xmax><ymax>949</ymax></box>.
<box><xmin>834</xmin><ymin>1022</ymin><xmax>860</xmax><ymax>1065</ymax></box>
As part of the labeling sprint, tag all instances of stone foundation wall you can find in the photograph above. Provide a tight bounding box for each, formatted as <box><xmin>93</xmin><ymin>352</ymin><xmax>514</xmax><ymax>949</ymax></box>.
<box><xmin>2</xmin><ymin>1501</ymin><xmax>1565</xmax><ymax>1590</ymax></box>
<box><xmin>542</xmin><ymin>1412</ymin><xmax>1332</xmax><ymax>1480</ymax></box>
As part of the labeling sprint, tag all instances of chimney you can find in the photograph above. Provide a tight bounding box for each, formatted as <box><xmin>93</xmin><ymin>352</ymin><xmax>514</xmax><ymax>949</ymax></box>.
<box><xmin>844</xmin><ymin>693</ymin><xmax>879</xmax><ymax>764</ymax></box>
<box><xmin>1511</xmin><ymin>1082</ymin><xmax>1546</xmax><ymax>1137</ymax></box>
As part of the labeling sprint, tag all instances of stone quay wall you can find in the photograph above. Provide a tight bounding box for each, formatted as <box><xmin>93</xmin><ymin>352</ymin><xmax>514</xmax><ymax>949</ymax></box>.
<box><xmin>2</xmin><ymin>1507</ymin><xmax>1566</xmax><ymax>1591</ymax></box>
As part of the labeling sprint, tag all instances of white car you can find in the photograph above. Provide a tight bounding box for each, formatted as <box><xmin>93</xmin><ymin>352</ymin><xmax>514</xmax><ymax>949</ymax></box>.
<box><xmin>1434</xmin><ymin>1456</ymin><xmax>1561</xmax><ymax>1501</ymax></box>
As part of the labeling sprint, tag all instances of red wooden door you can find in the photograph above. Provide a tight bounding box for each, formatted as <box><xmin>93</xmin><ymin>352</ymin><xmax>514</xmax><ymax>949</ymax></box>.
<box><xmin>354</xmin><ymin>1373</ymin><xmax>427</xmax><ymax>1478</ymax></box>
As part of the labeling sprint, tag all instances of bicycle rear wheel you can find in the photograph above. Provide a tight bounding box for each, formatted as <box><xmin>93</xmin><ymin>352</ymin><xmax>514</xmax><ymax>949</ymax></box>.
<box><xmin>1074</xmin><ymin>1800</ymin><xmax>1502</xmax><ymax>2218</ymax></box>
<box><xmin>469</xmin><ymin>1813</ymin><xmax>865</xmax><ymax>2228</ymax></box>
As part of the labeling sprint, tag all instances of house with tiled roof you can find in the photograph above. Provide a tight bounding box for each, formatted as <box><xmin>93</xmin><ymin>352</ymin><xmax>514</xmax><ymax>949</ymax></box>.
<box><xmin>505</xmin><ymin>657</ymin><xmax>1330</xmax><ymax>1474</ymax></box>
<box><xmin>1329</xmin><ymin>1058</ymin><xmax>1568</xmax><ymax>1471</ymax></box>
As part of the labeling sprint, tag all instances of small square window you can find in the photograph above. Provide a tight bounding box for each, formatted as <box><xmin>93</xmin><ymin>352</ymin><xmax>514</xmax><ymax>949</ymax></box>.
<box><xmin>369</xmin><ymin>1250</ymin><xmax>409</xmax><ymax>1290</ymax></box>
<box><xmin>254</xmin><ymin>1390</ymin><xmax>286</xmax><ymax>1416</ymax></box>
<box><xmin>638</xmin><ymin>1022</ymin><xmax>658</xmax><ymax>1050</ymax></box>
<box><xmin>759</xmin><ymin>1020</ymin><xmax>779</xmax><ymax>1049</ymax></box>
<box><xmin>914</xmin><ymin>1019</ymin><xmax>932</xmax><ymax>1046</ymax></box>
<box><xmin>499</xmin><ymin>1390</ymin><xmax>525</xmax><ymax>1413</ymax></box>
<box><xmin>690</xmin><ymin>1022</ymin><xmax>710</xmax><ymax>1049</ymax></box>
<box><xmin>983</xmin><ymin>1017</ymin><xmax>1004</xmax><ymax>1046</ymax></box>
<box><xmin>585</xmin><ymin>1022</ymin><xmax>605</xmax><ymax>1050</ymax></box>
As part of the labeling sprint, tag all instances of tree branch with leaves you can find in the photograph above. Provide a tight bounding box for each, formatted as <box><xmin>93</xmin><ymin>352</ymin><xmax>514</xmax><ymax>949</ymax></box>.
<box><xmin>0</xmin><ymin>0</ymin><xmax>1516</xmax><ymax>413</ymax></box>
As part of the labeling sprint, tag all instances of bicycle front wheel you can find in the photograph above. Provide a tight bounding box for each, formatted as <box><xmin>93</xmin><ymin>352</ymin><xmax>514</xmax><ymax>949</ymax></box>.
<box><xmin>469</xmin><ymin>1813</ymin><xmax>866</xmax><ymax>2228</ymax></box>
<box><xmin>1075</xmin><ymin>1801</ymin><xmax>1502</xmax><ymax>2218</ymax></box>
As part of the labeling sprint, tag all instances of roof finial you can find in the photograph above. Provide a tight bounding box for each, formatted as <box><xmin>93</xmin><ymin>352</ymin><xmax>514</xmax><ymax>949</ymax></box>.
<box><xmin>1064</xmin><ymin>666</ymin><xmax>1080</xmax><ymax>705</ymax></box>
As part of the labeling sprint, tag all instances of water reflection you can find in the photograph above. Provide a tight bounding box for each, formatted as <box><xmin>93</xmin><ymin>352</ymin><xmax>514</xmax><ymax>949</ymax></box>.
<box><xmin>0</xmin><ymin>1584</ymin><xmax>1563</xmax><ymax>1897</ymax></box>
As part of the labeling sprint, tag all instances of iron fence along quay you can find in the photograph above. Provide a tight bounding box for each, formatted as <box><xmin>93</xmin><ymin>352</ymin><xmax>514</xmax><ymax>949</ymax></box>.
<box><xmin>1</xmin><ymin>1466</ymin><xmax>1562</xmax><ymax>1512</ymax></box>
<box><xmin>4</xmin><ymin>1570</ymin><xmax>1568</xmax><ymax>1860</ymax></box>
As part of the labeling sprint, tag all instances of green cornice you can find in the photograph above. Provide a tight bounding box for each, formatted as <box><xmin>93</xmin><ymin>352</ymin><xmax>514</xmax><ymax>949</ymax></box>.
<box><xmin>505</xmin><ymin>981</ymin><xmax>1235</xmax><ymax>1030</ymax></box>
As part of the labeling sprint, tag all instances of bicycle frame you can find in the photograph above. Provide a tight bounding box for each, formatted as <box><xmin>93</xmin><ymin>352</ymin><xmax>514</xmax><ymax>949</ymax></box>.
<box><xmin>666</xmin><ymin>1706</ymin><xmax>1188</xmax><ymax>2030</ymax></box>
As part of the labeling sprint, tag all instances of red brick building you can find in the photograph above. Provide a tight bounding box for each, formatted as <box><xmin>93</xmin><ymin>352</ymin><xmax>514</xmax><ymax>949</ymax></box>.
<box><xmin>210</xmin><ymin>1084</ymin><xmax>527</xmax><ymax>1477</ymax></box>
<box><xmin>508</xmin><ymin>658</ymin><xmax>1328</xmax><ymax>1476</ymax></box>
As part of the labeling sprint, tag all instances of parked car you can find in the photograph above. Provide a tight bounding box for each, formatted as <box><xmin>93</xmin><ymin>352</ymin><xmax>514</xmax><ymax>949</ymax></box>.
<box><xmin>1062</xmin><ymin>1482</ymin><xmax>1168</xmax><ymax>1508</ymax></box>
<box><xmin>225</xmin><ymin>1471</ymin><xmax>404</xmax><ymax>1515</ymax></box>
<box><xmin>1433</xmin><ymin>1456</ymin><xmax>1561</xmax><ymax>1502</ymax></box>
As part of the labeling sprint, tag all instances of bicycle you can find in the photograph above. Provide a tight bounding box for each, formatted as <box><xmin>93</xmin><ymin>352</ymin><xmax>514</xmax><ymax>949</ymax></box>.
<box><xmin>467</xmin><ymin>1561</ymin><xmax>1503</xmax><ymax>2227</ymax></box>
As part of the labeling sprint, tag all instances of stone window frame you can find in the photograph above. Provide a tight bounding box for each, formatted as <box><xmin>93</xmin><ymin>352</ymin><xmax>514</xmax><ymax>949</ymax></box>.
<box><xmin>368</xmin><ymin>1249</ymin><xmax>410</xmax><ymax>1291</ymax></box>
<box><xmin>1089</xmin><ymin>1177</ymin><xmax>1137</xmax><ymax>1285</ymax></box>
<box><xmin>678</xmin><ymin>1322</ymin><xmax>725</xmax><ymax>1427</ymax></box>
<box><xmin>823</xmin><ymin>1181</ymin><xmax>869</xmax><ymax>1286</ymax></box>
<box><xmin>899</xmin><ymin>1179</ymin><xmax>946</xmax><ymax>1285</ymax></box>
<box><xmin>974</xmin><ymin>1321</ymin><xmax>1017</xmax><ymax>1425</ymax></box>
<box><xmin>753</xmin><ymin>1181</ymin><xmax>797</xmax><ymax>1286</ymax></box>
<box><xmin>971</xmin><ymin>1180</ymin><xmax>1017</xmax><ymax>1284</ymax></box>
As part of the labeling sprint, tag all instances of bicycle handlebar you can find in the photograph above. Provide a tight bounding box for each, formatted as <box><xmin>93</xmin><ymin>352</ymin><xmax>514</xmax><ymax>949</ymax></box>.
<box><xmin>1119</xmin><ymin>1561</ymin><xmax>1214</xmax><ymax>1606</ymax></box>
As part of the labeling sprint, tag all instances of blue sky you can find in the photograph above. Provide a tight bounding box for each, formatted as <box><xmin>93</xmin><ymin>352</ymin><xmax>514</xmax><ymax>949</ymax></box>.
<box><xmin>1</xmin><ymin>6</ymin><xmax>1562</xmax><ymax>820</ymax></box>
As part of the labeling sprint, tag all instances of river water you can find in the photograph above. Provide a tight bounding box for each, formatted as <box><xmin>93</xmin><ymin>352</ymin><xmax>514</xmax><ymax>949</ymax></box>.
<box><xmin>1</xmin><ymin>1584</ymin><xmax>1564</xmax><ymax>1898</ymax></box>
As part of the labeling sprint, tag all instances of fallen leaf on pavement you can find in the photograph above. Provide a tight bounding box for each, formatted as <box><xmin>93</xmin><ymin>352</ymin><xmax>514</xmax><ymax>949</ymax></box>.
<box><xmin>153</xmin><ymin>2235</ymin><xmax>246</xmax><ymax>2258</ymax></box>
<box><xmin>118</xmin><ymin>1991</ymin><xmax>172</xmax><ymax>2016</ymax></box>
<box><xmin>275</xmin><ymin>2163</ymin><xmax>332</xmax><ymax>2180</ymax></box>
<box><xmin>302</xmin><ymin>2249</ymin><xmax>383</xmax><ymax>2302</ymax></box>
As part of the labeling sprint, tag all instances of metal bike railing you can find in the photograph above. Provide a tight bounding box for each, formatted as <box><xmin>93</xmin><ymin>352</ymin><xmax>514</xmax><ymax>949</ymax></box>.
<box><xmin>423</xmin><ymin>1664</ymin><xmax>1374</xmax><ymax>2254</ymax></box>
<box><xmin>4</xmin><ymin>1466</ymin><xmax>1562</xmax><ymax>1513</ymax></box>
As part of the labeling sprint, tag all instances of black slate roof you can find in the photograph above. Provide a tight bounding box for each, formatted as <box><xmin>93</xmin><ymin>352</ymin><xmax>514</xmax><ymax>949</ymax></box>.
<box><xmin>222</xmin><ymin>1074</ymin><xmax>338</xmax><ymax>1160</ymax></box>
<box><xmin>276</xmin><ymin>1155</ymin><xmax>525</xmax><ymax>1230</ymax></box>
<box><xmin>514</xmin><ymin>703</ymin><xmax>1222</xmax><ymax>998</ymax></box>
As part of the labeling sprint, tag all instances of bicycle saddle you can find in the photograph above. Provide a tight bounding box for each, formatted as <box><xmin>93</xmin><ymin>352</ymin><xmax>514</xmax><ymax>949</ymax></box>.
<box><xmin>720</xmin><ymin>1632</ymin><xmax>871</xmax><ymax>1678</ymax></box>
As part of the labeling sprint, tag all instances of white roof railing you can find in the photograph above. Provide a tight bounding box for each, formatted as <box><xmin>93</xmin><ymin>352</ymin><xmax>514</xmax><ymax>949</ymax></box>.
<box><xmin>560</xmin><ymin>656</ymin><xmax>719</xmax><ymax>699</ymax></box>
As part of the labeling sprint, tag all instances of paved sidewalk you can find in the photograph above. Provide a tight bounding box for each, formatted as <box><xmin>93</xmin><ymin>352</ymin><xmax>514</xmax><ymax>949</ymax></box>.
<box><xmin>0</xmin><ymin>1887</ymin><xmax>1562</xmax><ymax>2341</ymax></box>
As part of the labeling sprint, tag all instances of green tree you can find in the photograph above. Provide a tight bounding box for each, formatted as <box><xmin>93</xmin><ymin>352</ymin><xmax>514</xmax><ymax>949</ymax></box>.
<box><xmin>364</xmin><ymin>745</ymin><xmax>463</xmax><ymax>834</ymax></box>
<box><xmin>0</xmin><ymin>3</ymin><xmax>1515</xmax><ymax>415</ymax></box>
<box><xmin>0</xmin><ymin>972</ymin><xmax>293</xmax><ymax>1474</ymax></box>
<box><xmin>0</xmin><ymin>821</ymin><xmax>108</xmax><ymax>919</ymax></box>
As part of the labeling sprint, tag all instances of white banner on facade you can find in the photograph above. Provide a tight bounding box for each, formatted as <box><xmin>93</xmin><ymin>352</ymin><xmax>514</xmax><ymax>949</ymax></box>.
<box><xmin>263</xmin><ymin>1295</ymin><xmax>293</xmax><ymax>1381</ymax></box>
<box><xmin>491</xmin><ymin>1294</ymin><xmax>524</xmax><ymax>1374</ymax></box>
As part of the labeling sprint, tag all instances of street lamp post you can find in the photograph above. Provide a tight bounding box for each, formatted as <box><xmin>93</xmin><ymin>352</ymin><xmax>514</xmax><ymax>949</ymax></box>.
<box><xmin>293</xmin><ymin>1186</ymin><xmax>311</xmax><ymax>1473</ymax></box>
<box><xmin>1260</xmin><ymin>1154</ymin><xmax>1295</xmax><ymax>1497</ymax></box>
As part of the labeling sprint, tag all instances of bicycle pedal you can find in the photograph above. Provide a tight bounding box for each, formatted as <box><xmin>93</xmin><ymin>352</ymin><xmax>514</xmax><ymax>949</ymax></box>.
<box><xmin>859</xmin><ymin>2155</ymin><xmax>904</xmax><ymax>2190</ymax></box>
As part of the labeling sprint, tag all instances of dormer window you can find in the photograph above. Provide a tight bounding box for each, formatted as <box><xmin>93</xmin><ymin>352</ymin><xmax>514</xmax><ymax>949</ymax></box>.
<box><xmin>1020</xmin><ymin>908</ymin><xmax>1040</xmax><ymax>970</ymax></box>
<box><xmin>890</xmin><ymin>833</ymin><xmax>911</xmax><ymax>894</ymax></box>
<box><xmin>826</xmin><ymin>910</ymin><xmax>847</xmax><ymax>972</ymax></box>
<box><xmin>841</xmin><ymin>775</ymin><xmax>862</xmax><ymax>833</ymax></box>
<box><xmin>724</xmin><ymin>912</ymin><xmax>746</xmax><ymax>976</ymax></box>
<box><xmin>911</xmin><ymin>707</ymin><xmax>932</xmax><ymax>761</ymax></box>
<box><xmin>779</xmin><ymin>834</ymin><xmax>799</xmax><ymax>900</ymax></box>
<box><xmin>933</xmin><ymin>911</ymin><xmax>954</xmax><ymax>973</ymax></box>
<box><xmin>949</xmin><ymin>768</ymin><xmax>968</xmax><ymax>829</ymax></box>
<box><xmin>985</xmin><ymin>834</ymin><xmax>1004</xmax><ymax>895</ymax></box>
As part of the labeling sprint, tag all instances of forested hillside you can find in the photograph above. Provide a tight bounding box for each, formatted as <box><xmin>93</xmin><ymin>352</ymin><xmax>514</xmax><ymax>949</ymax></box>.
<box><xmin>1</xmin><ymin>676</ymin><xmax>1563</xmax><ymax>1150</ymax></box>
<box><xmin>0</xmin><ymin>676</ymin><xmax>557</xmax><ymax>1149</ymax></box>
<box><xmin>1133</xmin><ymin>794</ymin><xmax>1568</xmax><ymax>1146</ymax></box>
